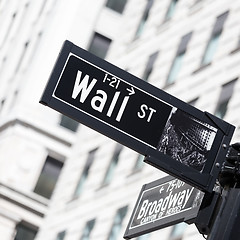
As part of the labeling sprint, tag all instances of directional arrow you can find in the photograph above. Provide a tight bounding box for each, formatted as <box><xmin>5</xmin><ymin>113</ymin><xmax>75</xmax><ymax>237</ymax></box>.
<box><xmin>127</xmin><ymin>86</ymin><xmax>135</xmax><ymax>95</ymax></box>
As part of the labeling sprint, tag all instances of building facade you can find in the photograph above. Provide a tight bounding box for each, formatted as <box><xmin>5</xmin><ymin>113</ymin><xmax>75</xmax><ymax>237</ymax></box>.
<box><xmin>0</xmin><ymin>0</ymin><xmax>240</xmax><ymax>240</ymax></box>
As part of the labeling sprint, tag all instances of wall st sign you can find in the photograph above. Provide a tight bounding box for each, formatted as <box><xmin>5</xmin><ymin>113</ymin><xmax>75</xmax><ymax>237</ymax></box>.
<box><xmin>40</xmin><ymin>40</ymin><xmax>235</xmax><ymax>193</ymax></box>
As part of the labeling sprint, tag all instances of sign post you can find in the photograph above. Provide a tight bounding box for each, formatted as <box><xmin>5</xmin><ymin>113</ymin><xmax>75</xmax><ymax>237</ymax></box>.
<box><xmin>40</xmin><ymin>40</ymin><xmax>234</xmax><ymax>193</ymax></box>
<box><xmin>124</xmin><ymin>175</ymin><xmax>204</xmax><ymax>239</ymax></box>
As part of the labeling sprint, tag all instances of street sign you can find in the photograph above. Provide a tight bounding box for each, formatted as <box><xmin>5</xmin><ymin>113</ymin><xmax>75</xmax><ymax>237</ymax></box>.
<box><xmin>124</xmin><ymin>175</ymin><xmax>204</xmax><ymax>239</ymax></box>
<box><xmin>40</xmin><ymin>40</ymin><xmax>235</xmax><ymax>192</ymax></box>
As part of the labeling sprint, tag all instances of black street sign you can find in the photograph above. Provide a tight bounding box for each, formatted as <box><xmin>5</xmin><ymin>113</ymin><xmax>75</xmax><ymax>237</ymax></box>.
<box><xmin>124</xmin><ymin>175</ymin><xmax>204</xmax><ymax>239</ymax></box>
<box><xmin>40</xmin><ymin>40</ymin><xmax>235</xmax><ymax>192</ymax></box>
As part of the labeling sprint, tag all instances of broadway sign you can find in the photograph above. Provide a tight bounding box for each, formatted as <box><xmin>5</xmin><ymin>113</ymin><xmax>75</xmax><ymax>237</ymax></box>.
<box><xmin>124</xmin><ymin>176</ymin><xmax>204</xmax><ymax>239</ymax></box>
<box><xmin>40</xmin><ymin>40</ymin><xmax>235</xmax><ymax>192</ymax></box>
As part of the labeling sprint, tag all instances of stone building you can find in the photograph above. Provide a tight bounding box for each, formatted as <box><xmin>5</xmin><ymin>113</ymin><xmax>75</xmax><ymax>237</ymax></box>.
<box><xmin>0</xmin><ymin>0</ymin><xmax>240</xmax><ymax>240</ymax></box>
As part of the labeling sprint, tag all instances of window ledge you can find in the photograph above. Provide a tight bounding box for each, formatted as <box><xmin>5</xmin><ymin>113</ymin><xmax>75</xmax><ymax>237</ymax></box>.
<box><xmin>162</xmin><ymin>81</ymin><xmax>175</xmax><ymax>90</ymax></box>
<box><xmin>0</xmin><ymin>183</ymin><xmax>48</xmax><ymax>217</ymax></box>
<box><xmin>230</xmin><ymin>46</ymin><xmax>240</xmax><ymax>55</ymax></box>
<box><xmin>96</xmin><ymin>182</ymin><xmax>110</xmax><ymax>191</ymax></box>
<box><xmin>192</xmin><ymin>63</ymin><xmax>211</xmax><ymax>74</ymax></box>
<box><xmin>127</xmin><ymin>168</ymin><xmax>143</xmax><ymax>177</ymax></box>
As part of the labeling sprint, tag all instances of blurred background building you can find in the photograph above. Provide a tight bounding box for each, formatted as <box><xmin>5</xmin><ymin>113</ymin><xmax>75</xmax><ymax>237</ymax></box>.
<box><xmin>0</xmin><ymin>0</ymin><xmax>240</xmax><ymax>239</ymax></box>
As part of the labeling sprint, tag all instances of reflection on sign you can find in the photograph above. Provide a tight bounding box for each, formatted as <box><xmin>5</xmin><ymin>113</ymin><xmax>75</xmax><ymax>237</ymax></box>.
<box><xmin>157</xmin><ymin>109</ymin><xmax>217</xmax><ymax>172</ymax></box>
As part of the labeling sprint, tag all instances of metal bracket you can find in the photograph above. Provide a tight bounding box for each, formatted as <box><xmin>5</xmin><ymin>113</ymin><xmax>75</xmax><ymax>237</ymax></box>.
<box><xmin>219</xmin><ymin>143</ymin><xmax>240</xmax><ymax>188</ymax></box>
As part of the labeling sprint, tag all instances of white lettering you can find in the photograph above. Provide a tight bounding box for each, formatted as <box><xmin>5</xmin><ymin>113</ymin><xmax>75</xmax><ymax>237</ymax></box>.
<box><xmin>161</xmin><ymin>191</ymin><xmax>171</xmax><ymax>211</ymax></box>
<box><xmin>177</xmin><ymin>190</ymin><xmax>186</xmax><ymax>206</ymax></box>
<box><xmin>137</xmin><ymin>104</ymin><xmax>148</xmax><ymax>119</ymax></box>
<box><xmin>147</xmin><ymin>107</ymin><xmax>157</xmax><ymax>122</ymax></box>
<box><xmin>137</xmin><ymin>200</ymin><xmax>149</xmax><ymax>219</ymax></box>
<box><xmin>149</xmin><ymin>201</ymin><xmax>157</xmax><ymax>215</ymax></box>
<box><xmin>116</xmin><ymin>96</ymin><xmax>129</xmax><ymax>122</ymax></box>
<box><xmin>107</xmin><ymin>92</ymin><xmax>120</xmax><ymax>118</ymax></box>
<box><xmin>168</xmin><ymin>192</ymin><xmax>180</xmax><ymax>209</ymax></box>
<box><xmin>72</xmin><ymin>71</ymin><xmax>97</xmax><ymax>102</ymax></box>
<box><xmin>183</xmin><ymin>187</ymin><xmax>194</xmax><ymax>208</ymax></box>
<box><xmin>91</xmin><ymin>90</ymin><xmax>107</xmax><ymax>112</ymax></box>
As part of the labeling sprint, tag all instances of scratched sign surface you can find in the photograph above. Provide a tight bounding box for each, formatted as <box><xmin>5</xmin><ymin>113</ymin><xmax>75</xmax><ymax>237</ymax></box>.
<box><xmin>124</xmin><ymin>176</ymin><xmax>204</xmax><ymax>239</ymax></box>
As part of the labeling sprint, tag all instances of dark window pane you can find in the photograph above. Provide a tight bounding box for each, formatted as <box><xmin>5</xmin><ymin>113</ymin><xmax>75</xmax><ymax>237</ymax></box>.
<box><xmin>215</xmin><ymin>100</ymin><xmax>229</xmax><ymax>119</ymax></box>
<box><xmin>176</xmin><ymin>32</ymin><xmax>192</xmax><ymax>55</ymax></box>
<box><xmin>106</xmin><ymin>0</ymin><xmax>127</xmax><ymax>13</ymax></box>
<box><xmin>166</xmin><ymin>52</ymin><xmax>184</xmax><ymax>84</ymax></box>
<box><xmin>14</xmin><ymin>223</ymin><xmax>37</xmax><ymax>240</ymax></box>
<box><xmin>165</xmin><ymin>0</ymin><xmax>178</xmax><ymax>20</ymax></box>
<box><xmin>212</xmin><ymin>11</ymin><xmax>229</xmax><ymax>36</ymax></box>
<box><xmin>56</xmin><ymin>231</ymin><xmax>66</xmax><ymax>240</ymax></box>
<box><xmin>133</xmin><ymin>154</ymin><xmax>144</xmax><ymax>171</ymax></box>
<box><xmin>135</xmin><ymin>0</ymin><xmax>154</xmax><ymax>38</ymax></box>
<box><xmin>142</xmin><ymin>51</ymin><xmax>159</xmax><ymax>81</ymax></box>
<box><xmin>215</xmin><ymin>79</ymin><xmax>237</xmax><ymax>119</ymax></box>
<box><xmin>80</xmin><ymin>219</ymin><xmax>96</xmax><ymax>240</ymax></box>
<box><xmin>137</xmin><ymin>234</ymin><xmax>150</xmax><ymax>240</ymax></box>
<box><xmin>73</xmin><ymin>148</ymin><xmax>98</xmax><ymax>197</ymax></box>
<box><xmin>103</xmin><ymin>145</ymin><xmax>123</xmax><ymax>185</ymax></box>
<box><xmin>88</xmin><ymin>33</ymin><xmax>111</xmax><ymax>59</ymax></box>
<box><xmin>166</xmin><ymin>32</ymin><xmax>192</xmax><ymax>84</ymax></box>
<box><xmin>34</xmin><ymin>156</ymin><xmax>63</xmax><ymax>199</ymax></box>
<box><xmin>59</xmin><ymin>114</ymin><xmax>79</xmax><ymax>132</ymax></box>
<box><xmin>201</xmin><ymin>33</ymin><xmax>221</xmax><ymax>65</ymax></box>
<box><xmin>169</xmin><ymin>223</ymin><xmax>187</xmax><ymax>240</ymax></box>
<box><xmin>201</xmin><ymin>11</ymin><xmax>229</xmax><ymax>65</ymax></box>
<box><xmin>108</xmin><ymin>206</ymin><xmax>128</xmax><ymax>240</ymax></box>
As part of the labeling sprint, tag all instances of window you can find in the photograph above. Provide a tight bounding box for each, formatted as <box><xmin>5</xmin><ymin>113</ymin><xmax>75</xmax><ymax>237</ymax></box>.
<box><xmin>88</xmin><ymin>32</ymin><xmax>112</xmax><ymax>59</ymax></box>
<box><xmin>169</xmin><ymin>223</ymin><xmax>187</xmax><ymax>240</ymax></box>
<box><xmin>142</xmin><ymin>51</ymin><xmax>159</xmax><ymax>81</ymax></box>
<box><xmin>59</xmin><ymin>114</ymin><xmax>79</xmax><ymax>132</ymax></box>
<box><xmin>188</xmin><ymin>98</ymin><xmax>198</xmax><ymax>107</ymax></box>
<box><xmin>105</xmin><ymin>0</ymin><xmax>127</xmax><ymax>14</ymax></box>
<box><xmin>17</xmin><ymin>3</ymin><xmax>30</xmax><ymax>33</ymax></box>
<box><xmin>102</xmin><ymin>144</ymin><xmax>123</xmax><ymax>185</ymax></box>
<box><xmin>34</xmin><ymin>155</ymin><xmax>63</xmax><ymax>199</ymax></box>
<box><xmin>80</xmin><ymin>219</ymin><xmax>96</xmax><ymax>240</ymax></box>
<box><xmin>201</xmin><ymin>11</ymin><xmax>229</xmax><ymax>65</ymax></box>
<box><xmin>202</xmin><ymin>33</ymin><xmax>220</xmax><ymax>65</ymax></box>
<box><xmin>73</xmin><ymin>148</ymin><xmax>98</xmax><ymax>198</ymax></box>
<box><xmin>1</xmin><ymin>12</ymin><xmax>17</xmax><ymax>48</ymax></box>
<box><xmin>215</xmin><ymin>79</ymin><xmax>237</xmax><ymax>119</ymax></box>
<box><xmin>0</xmin><ymin>99</ymin><xmax>5</xmax><ymax>113</ymax></box>
<box><xmin>108</xmin><ymin>206</ymin><xmax>128</xmax><ymax>240</ymax></box>
<box><xmin>135</xmin><ymin>0</ymin><xmax>154</xmax><ymax>38</ymax></box>
<box><xmin>237</xmin><ymin>35</ymin><xmax>240</xmax><ymax>49</ymax></box>
<box><xmin>166</xmin><ymin>32</ymin><xmax>192</xmax><ymax>84</ymax></box>
<box><xmin>192</xmin><ymin>0</ymin><xmax>202</xmax><ymax>5</ymax></box>
<box><xmin>28</xmin><ymin>32</ymin><xmax>43</xmax><ymax>64</ymax></box>
<box><xmin>231</xmin><ymin>35</ymin><xmax>240</xmax><ymax>54</ymax></box>
<box><xmin>133</xmin><ymin>154</ymin><xmax>145</xmax><ymax>171</ymax></box>
<box><xmin>164</xmin><ymin>0</ymin><xmax>179</xmax><ymax>21</ymax></box>
<box><xmin>56</xmin><ymin>231</ymin><xmax>66</xmax><ymax>240</ymax></box>
<box><xmin>15</xmin><ymin>41</ymin><xmax>29</xmax><ymax>73</ymax></box>
<box><xmin>38</xmin><ymin>0</ymin><xmax>48</xmax><ymax>16</ymax></box>
<box><xmin>14</xmin><ymin>222</ymin><xmax>38</xmax><ymax>240</ymax></box>
<box><xmin>0</xmin><ymin>56</ymin><xmax>7</xmax><ymax>77</ymax></box>
<box><xmin>137</xmin><ymin>233</ymin><xmax>150</xmax><ymax>240</ymax></box>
